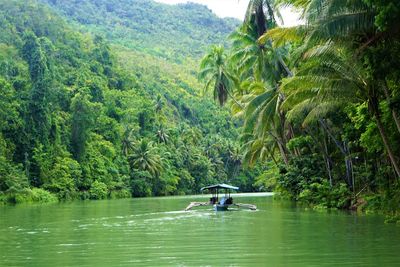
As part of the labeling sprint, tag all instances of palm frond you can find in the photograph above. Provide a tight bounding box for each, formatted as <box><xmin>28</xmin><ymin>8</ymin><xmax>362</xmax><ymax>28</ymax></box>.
<box><xmin>306</xmin><ymin>0</ymin><xmax>375</xmax><ymax>43</ymax></box>
<box><xmin>259</xmin><ymin>26</ymin><xmax>305</xmax><ymax>47</ymax></box>
<box><xmin>286</xmin><ymin>99</ymin><xmax>316</xmax><ymax>123</ymax></box>
<box><xmin>302</xmin><ymin>100</ymin><xmax>344</xmax><ymax>126</ymax></box>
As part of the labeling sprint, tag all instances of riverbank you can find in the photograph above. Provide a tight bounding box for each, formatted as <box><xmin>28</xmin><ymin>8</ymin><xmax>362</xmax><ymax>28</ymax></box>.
<box><xmin>0</xmin><ymin>189</ymin><xmax>272</xmax><ymax>205</ymax></box>
<box><xmin>3</xmin><ymin>187</ymin><xmax>399</xmax><ymax>224</ymax></box>
<box><xmin>0</xmin><ymin>187</ymin><xmax>130</xmax><ymax>205</ymax></box>
<box><xmin>0</xmin><ymin>188</ymin><xmax>58</xmax><ymax>205</ymax></box>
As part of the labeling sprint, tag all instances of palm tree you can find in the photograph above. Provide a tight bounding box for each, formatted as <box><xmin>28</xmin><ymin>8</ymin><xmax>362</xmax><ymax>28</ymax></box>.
<box><xmin>181</xmin><ymin>127</ymin><xmax>202</xmax><ymax>146</ymax></box>
<box><xmin>281</xmin><ymin>41</ymin><xmax>400</xmax><ymax>178</ymax></box>
<box><xmin>243</xmin><ymin>0</ymin><xmax>293</xmax><ymax>78</ymax></box>
<box><xmin>218</xmin><ymin>1</ymin><xmax>292</xmax><ymax>166</ymax></box>
<box><xmin>128</xmin><ymin>139</ymin><xmax>163</xmax><ymax>177</ymax></box>
<box><xmin>198</xmin><ymin>45</ymin><xmax>239</xmax><ymax>106</ymax></box>
<box><xmin>244</xmin><ymin>0</ymin><xmax>278</xmax><ymax>36</ymax></box>
<box><xmin>227</xmin><ymin>145</ymin><xmax>243</xmax><ymax>177</ymax></box>
<box><xmin>155</xmin><ymin>125</ymin><xmax>169</xmax><ymax>144</ymax></box>
<box><xmin>230</xmin><ymin>25</ymin><xmax>283</xmax><ymax>83</ymax></box>
<box><xmin>240</xmin><ymin>81</ymin><xmax>290</xmax><ymax>164</ymax></box>
<box><xmin>154</xmin><ymin>94</ymin><xmax>163</xmax><ymax>114</ymax></box>
<box><xmin>121</xmin><ymin>126</ymin><xmax>137</xmax><ymax>157</ymax></box>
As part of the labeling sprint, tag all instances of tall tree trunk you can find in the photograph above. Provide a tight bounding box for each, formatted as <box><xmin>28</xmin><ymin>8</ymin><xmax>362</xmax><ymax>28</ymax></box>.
<box><xmin>323</xmin><ymin>136</ymin><xmax>333</xmax><ymax>187</ymax></box>
<box><xmin>278</xmin><ymin>56</ymin><xmax>293</xmax><ymax>77</ymax></box>
<box><xmin>277</xmin><ymin>141</ymin><xmax>289</xmax><ymax>165</ymax></box>
<box><xmin>255</xmin><ymin>3</ymin><xmax>267</xmax><ymax>36</ymax></box>
<box><xmin>287</xmin><ymin>122</ymin><xmax>300</xmax><ymax>156</ymax></box>
<box><xmin>382</xmin><ymin>81</ymin><xmax>400</xmax><ymax>134</ymax></box>
<box><xmin>268</xmin><ymin>129</ymin><xmax>289</xmax><ymax>165</ymax></box>
<box><xmin>374</xmin><ymin>113</ymin><xmax>400</xmax><ymax>178</ymax></box>
<box><xmin>279</xmin><ymin>110</ymin><xmax>293</xmax><ymax>156</ymax></box>
<box><xmin>319</xmin><ymin>119</ymin><xmax>352</xmax><ymax>186</ymax></box>
<box><xmin>369</xmin><ymin>93</ymin><xmax>400</xmax><ymax>178</ymax></box>
<box><xmin>344</xmin><ymin>141</ymin><xmax>355</xmax><ymax>192</ymax></box>
<box><xmin>226</xmin><ymin>88</ymin><xmax>244</xmax><ymax>109</ymax></box>
<box><xmin>268</xmin><ymin>150</ymin><xmax>278</xmax><ymax>166</ymax></box>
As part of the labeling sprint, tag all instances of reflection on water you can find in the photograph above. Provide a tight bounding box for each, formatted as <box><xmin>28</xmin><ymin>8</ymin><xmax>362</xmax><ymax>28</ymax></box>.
<box><xmin>1</xmin><ymin>194</ymin><xmax>399</xmax><ymax>266</ymax></box>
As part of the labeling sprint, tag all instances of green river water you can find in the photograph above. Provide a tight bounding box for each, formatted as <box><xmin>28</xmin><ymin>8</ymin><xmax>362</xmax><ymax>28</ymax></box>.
<box><xmin>1</xmin><ymin>193</ymin><xmax>400</xmax><ymax>266</ymax></box>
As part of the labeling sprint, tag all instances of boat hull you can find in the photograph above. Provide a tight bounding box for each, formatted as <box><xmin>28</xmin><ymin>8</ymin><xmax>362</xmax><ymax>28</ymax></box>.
<box><xmin>214</xmin><ymin>204</ymin><xmax>229</xmax><ymax>211</ymax></box>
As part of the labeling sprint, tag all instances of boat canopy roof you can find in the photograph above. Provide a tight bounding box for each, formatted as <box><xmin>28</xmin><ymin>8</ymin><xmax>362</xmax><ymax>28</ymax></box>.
<box><xmin>200</xmin><ymin>183</ymin><xmax>239</xmax><ymax>191</ymax></box>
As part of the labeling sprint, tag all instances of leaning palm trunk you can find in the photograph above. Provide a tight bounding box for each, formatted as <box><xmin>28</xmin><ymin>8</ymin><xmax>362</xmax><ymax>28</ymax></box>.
<box><xmin>368</xmin><ymin>93</ymin><xmax>400</xmax><ymax>178</ymax></box>
<box><xmin>267</xmin><ymin>129</ymin><xmax>289</xmax><ymax>165</ymax></box>
<box><xmin>382</xmin><ymin>81</ymin><xmax>400</xmax><ymax>134</ymax></box>
<box><xmin>277</xmin><ymin>139</ymin><xmax>289</xmax><ymax>165</ymax></box>
<box><xmin>278</xmin><ymin>56</ymin><xmax>293</xmax><ymax>77</ymax></box>
<box><xmin>374</xmin><ymin>111</ymin><xmax>400</xmax><ymax>178</ymax></box>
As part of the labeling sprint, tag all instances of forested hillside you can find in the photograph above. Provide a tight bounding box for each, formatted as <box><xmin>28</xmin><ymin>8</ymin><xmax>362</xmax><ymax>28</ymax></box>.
<box><xmin>39</xmin><ymin>0</ymin><xmax>239</xmax><ymax>62</ymax></box>
<box><xmin>0</xmin><ymin>0</ymin><xmax>261</xmax><ymax>204</ymax></box>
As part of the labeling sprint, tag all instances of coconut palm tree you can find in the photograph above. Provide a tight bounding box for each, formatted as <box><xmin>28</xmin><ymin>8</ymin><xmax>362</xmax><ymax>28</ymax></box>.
<box><xmin>181</xmin><ymin>127</ymin><xmax>202</xmax><ymax>146</ymax></box>
<box><xmin>230</xmin><ymin>25</ymin><xmax>286</xmax><ymax>83</ymax></box>
<box><xmin>154</xmin><ymin>94</ymin><xmax>163</xmax><ymax>114</ymax></box>
<box><xmin>128</xmin><ymin>139</ymin><xmax>163</xmax><ymax>177</ymax></box>
<box><xmin>244</xmin><ymin>0</ymin><xmax>279</xmax><ymax>36</ymax></box>
<box><xmin>198</xmin><ymin>45</ymin><xmax>239</xmax><ymax>106</ymax></box>
<box><xmin>227</xmin><ymin>0</ymin><xmax>293</xmax><ymax>165</ymax></box>
<box><xmin>155</xmin><ymin>125</ymin><xmax>169</xmax><ymax>144</ymax></box>
<box><xmin>240</xmin><ymin>81</ymin><xmax>290</xmax><ymax>164</ymax></box>
<box><xmin>121</xmin><ymin>126</ymin><xmax>137</xmax><ymax>157</ymax></box>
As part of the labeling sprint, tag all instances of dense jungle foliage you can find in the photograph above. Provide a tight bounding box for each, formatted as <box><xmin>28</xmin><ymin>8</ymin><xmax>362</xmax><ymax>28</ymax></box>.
<box><xmin>0</xmin><ymin>0</ymin><xmax>263</xmax><ymax>204</ymax></box>
<box><xmin>199</xmin><ymin>0</ymin><xmax>400</xmax><ymax>219</ymax></box>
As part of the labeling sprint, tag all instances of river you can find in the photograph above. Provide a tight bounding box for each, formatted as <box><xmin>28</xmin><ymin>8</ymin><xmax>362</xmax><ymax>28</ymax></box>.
<box><xmin>1</xmin><ymin>193</ymin><xmax>399</xmax><ymax>266</ymax></box>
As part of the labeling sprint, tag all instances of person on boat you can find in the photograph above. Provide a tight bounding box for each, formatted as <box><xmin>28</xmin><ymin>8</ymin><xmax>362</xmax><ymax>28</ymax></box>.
<box><xmin>209</xmin><ymin>196</ymin><xmax>218</xmax><ymax>204</ymax></box>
